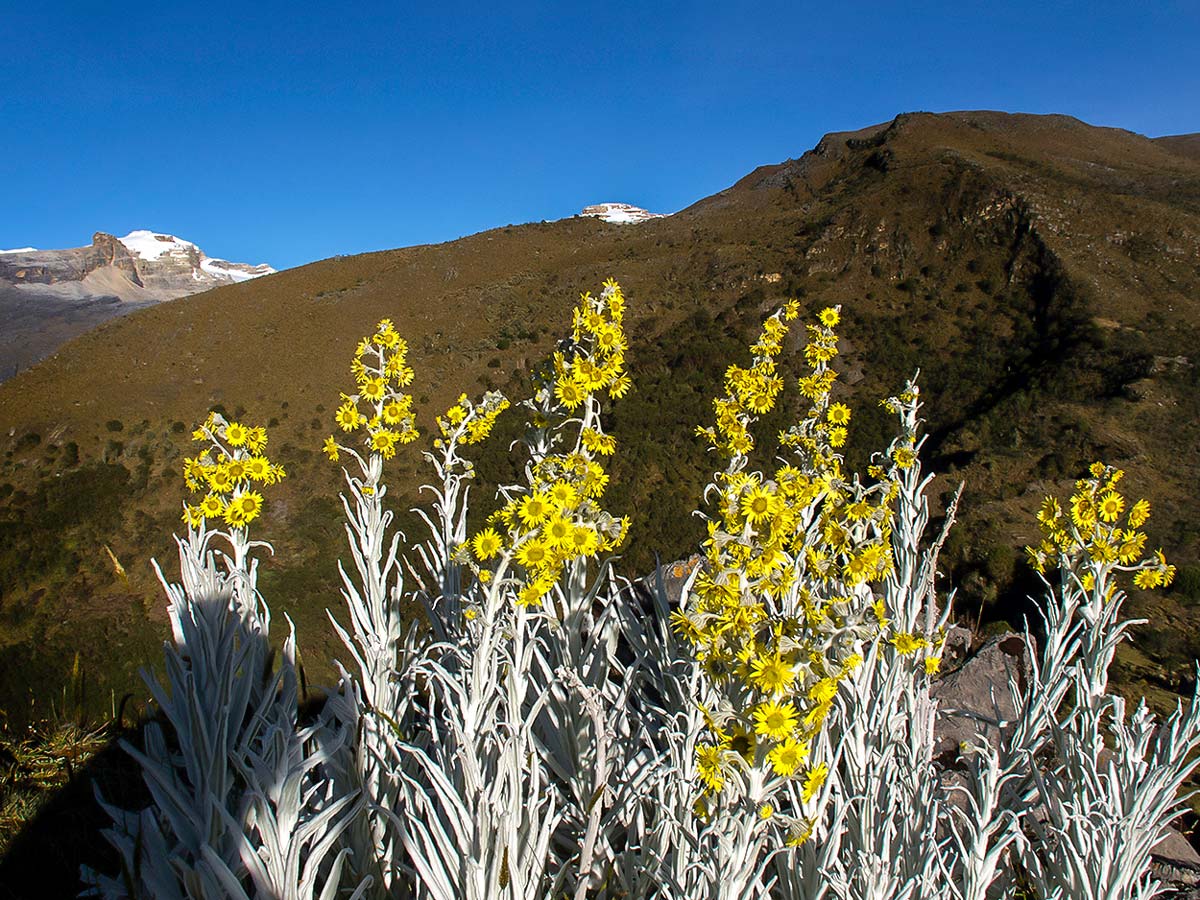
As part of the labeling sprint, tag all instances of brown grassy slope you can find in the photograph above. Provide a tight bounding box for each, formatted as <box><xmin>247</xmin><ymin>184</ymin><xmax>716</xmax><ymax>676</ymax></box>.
<box><xmin>1156</xmin><ymin>132</ymin><xmax>1200</xmax><ymax>162</ymax></box>
<box><xmin>1</xmin><ymin>109</ymin><xmax>1199</xmax><ymax>726</ymax></box>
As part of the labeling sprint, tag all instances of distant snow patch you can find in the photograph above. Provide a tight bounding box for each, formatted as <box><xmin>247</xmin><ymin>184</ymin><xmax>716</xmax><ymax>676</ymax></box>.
<box><xmin>579</xmin><ymin>203</ymin><xmax>665</xmax><ymax>224</ymax></box>
<box><xmin>0</xmin><ymin>247</ymin><xmax>37</xmax><ymax>254</ymax></box>
<box><xmin>118</xmin><ymin>230</ymin><xmax>199</xmax><ymax>260</ymax></box>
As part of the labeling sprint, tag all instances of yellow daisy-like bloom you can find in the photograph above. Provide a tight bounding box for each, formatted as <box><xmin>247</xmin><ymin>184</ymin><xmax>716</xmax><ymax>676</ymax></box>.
<box><xmin>570</xmin><ymin>525</ymin><xmax>600</xmax><ymax>557</ymax></box>
<box><xmin>199</xmin><ymin>494</ymin><xmax>225</xmax><ymax>519</ymax></box>
<box><xmin>827</xmin><ymin>403</ymin><xmax>851</xmax><ymax>425</ymax></box>
<box><xmin>1097</xmin><ymin>490</ymin><xmax>1124</xmax><ymax>523</ymax></box>
<box><xmin>924</xmin><ymin>656</ymin><xmax>942</xmax><ymax>676</ymax></box>
<box><xmin>801</xmin><ymin>761</ymin><xmax>829</xmax><ymax>802</ymax></box>
<box><xmin>891</xmin><ymin>632</ymin><xmax>925</xmax><ymax>655</ymax></box>
<box><xmin>542</xmin><ymin>515</ymin><xmax>574</xmax><ymax>548</ymax></box>
<box><xmin>181</xmin><ymin>504</ymin><xmax>205</xmax><ymax>528</ymax></box>
<box><xmin>208</xmin><ymin>467</ymin><xmax>233</xmax><ymax>492</ymax></box>
<box><xmin>382</xmin><ymin>400</ymin><xmax>408</xmax><ymax>425</ymax></box>
<box><xmin>750</xmin><ymin>654</ymin><xmax>795</xmax><ymax>694</ymax></box>
<box><xmin>361</xmin><ymin>377</ymin><xmax>386</xmax><ymax>402</ymax></box>
<box><xmin>808</xmin><ymin>677</ymin><xmax>838</xmax><ymax>705</ymax></box>
<box><xmin>548</xmin><ymin>480</ymin><xmax>578</xmax><ymax>509</ymax></box>
<box><xmin>323</xmin><ymin>437</ymin><xmax>340</xmax><ymax>461</ymax></box>
<box><xmin>335</xmin><ymin>403</ymin><xmax>361</xmax><ymax>432</ymax></box>
<box><xmin>223</xmin><ymin>500</ymin><xmax>248</xmax><ymax>528</ymax></box>
<box><xmin>752</xmin><ymin>700</ymin><xmax>799</xmax><ymax>740</ymax></box>
<box><xmin>516</xmin><ymin>538</ymin><xmax>552</xmax><ymax>571</ymax></box>
<box><xmin>371</xmin><ymin>429</ymin><xmax>400</xmax><ymax>458</ymax></box>
<box><xmin>696</xmin><ymin>743</ymin><xmax>726</xmax><ymax>793</ymax></box>
<box><xmin>819</xmin><ymin>307</ymin><xmax>840</xmax><ymax>327</ymax></box>
<box><xmin>555</xmin><ymin>378</ymin><xmax>585</xmax><ymax>410</ymax></box>
<box><xmin>741</xmin><ymin>484</ymin><xmax>781</xmax><ymax>525</ymax></box>
<box><xmin>1128</xmin><ymin>498</ymin><xmax>1151</xmax><ymax>528</ymax></box>
<box><xmin>472</xmin><ymin>527</ymin><xmax>503</xmax><ymax>561</ymax></box>
<box><xmin>892</xmin><ymin>446</ymin><xmax>916</xmax><ymax>469</ymax></box>
<box><xmin>767</xmin><ymin>736</ymin><xmax>809</xmax><ymax>776</ymax></box>
<box><xmin>233</xmin><ymin>490</ymin><xmax>265</xmax><ymax>525</ymax></box>
<box><xmin>224</xmin><ymin>421</ymin><xmax>250</xmax><ymax>446</ymax></box>
<box><xmin>1134</xmin><ymin>569</ymin><xmax>1163</xmax><ymax>590</ymax></box>
<box><xmin>518</xmin><ymin>491</ymin><xmax>553</xmax><ymax>527</ymax></box>
<box><xmin>244</xmin><ymin>456</ymin><xmax>271</xmax><ymax>480</ymax></box>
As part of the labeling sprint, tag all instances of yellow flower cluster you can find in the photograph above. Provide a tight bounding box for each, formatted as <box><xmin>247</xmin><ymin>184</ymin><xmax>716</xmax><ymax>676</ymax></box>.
<box><xmin>695</xmin><ymin>300</ymin><xmax>798</xmax><ymax>457</ymax></box>
<box><xmin>677</xmin><ymin>305</ymin><xmax>941</xmax><ymax>813</ymax></box>
<box><xmin>1026</xmin><ymin>461</ymin><xmax>1174</xmax><ymax>591</ymax></box>
<box><xmin>555</xmin><ymin>277</ymin><xmax>632</xmax><ymax>407</ymax></box>
<box><xmin>465</xmin><ymin>280</ymin><xmax>630</xmax><ymax>605</ymax></box>
<box><xmin>436</xmin><ymin>391</ymin><xmax>510</xmax><ymax>447</ymax></box>
<box><xmin>324</xmin><ymin>318</ymin><xmax>419</xmax><ymax>462</ymax></box>
<box><xmin>181</xmin><ymin>412</ymin><xmax>285</xmax><ymax>529</ymax></box>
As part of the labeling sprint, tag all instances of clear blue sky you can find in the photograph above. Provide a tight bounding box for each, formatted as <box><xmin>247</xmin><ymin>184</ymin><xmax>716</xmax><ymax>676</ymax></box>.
<box><xmin>2</xmin><ymin>1</ymin><xmax>1197</xmax><ymax>270</ymax></box>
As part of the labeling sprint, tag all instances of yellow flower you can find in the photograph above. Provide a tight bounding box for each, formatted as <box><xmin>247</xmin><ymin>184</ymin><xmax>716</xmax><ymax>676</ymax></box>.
<box><xmin>801</xmin><ymin>761</ymin><xmax>829</xmax><ymax>802</ymax></box>
<box><xmin>892</xmin><ymin>446</ymin><xmax>916</xmax><ymax>469</ymax></box>
<box><xmin>371</xmin><ymin>429</ymin><xmax>400</xmax><ymax>458</ymax></box>
<box><xmin>924</xmin><ymin>656</ymin><xmax>942</xmax><ymax>676</ymax></box>
<box><xmin>750</xmin><ymin>654</ymin><xmax>795</xmax><ymax>694</ymax></box>
<box><xmin>741</xmin><ymin>484</ymin><xmax>781</xmax><ymax>525</ymax></box>
<box><xmin>232</xmin><ymin>490</ymin><xmax>264</xmax><ymax>524</ymax></box>
<box><xmin>472</xmin><ymin>528</ymin><xmax>503</xmax><ymax>561</ymax></box>
<box><xmin>516</xmin><ymin>538</ymin><xmax>552</xmax><ymax>571</ymax></box>
<box><xmin>361</xmin><ymin>377</ymin><xmax>386</xmax><ymax>402</ymax></box>
<box><xmin>518</xmin><ymin>491</ymin><xmax>553</xmax><ymax>527</ymax></box>
<box><xmin>224</xmin><ymin>421</ymin><xmax>250</xmax><ymax>446</ymax></box>
<box><xmin>891</xmin><ymin>632</ymin><xmax>925</xmax><ymax>655</ymax></box>
<box><xmin>323</xmin><ymin>436</ymin><xmax>340</xmax><ymax>461</ymax></box>
<box><xmin>808</xmin><ymin>677</ymin><xmax>838</xmax><ymax>705</ymax></box>
<box><xmin>335</xmin><ymin>403</ymin><xmax>361</xmax><ymax>432</ymax></box>
<box><xmin>1127</xmin><ymin>498</ymin><xmax>1150</xmax><ymax>528</ymax></box>
<box><xmin>1098</xmin><ymin>490</ymin><xmax>1124</xmax><ymax>523</ymax></box>
<box><xmin>753</xmin><ymin>700</ymin><xmax>799</xmax><ymax>740</ymax></box>
<box><xmin>767</xmin><ymin>736</ymin><xmax>809</xmax><ymax>776</ymax></box>
<box><xmin>818</xmin><ymin>307</ymin><xmax>840</xmax><ymax>327</ymax></box>
<box><xmin>208</xmin><ymin>467</ymin><xmax>233</xmax><ymax>493</ymax></box>
<box><xmin>555</xmin><ymin>378</ymin><xmax>585</xmax><ymax>410</ymax></box>
<box><xmin>827</xmin><ymin>403</ymin><xmax>851</xmax><ymax>425</ymax></box>
<box><xmin>199</xmin><ymin>494</ymin><xmax>225</xmax><ymax>518</ymax></box>
<box><xmin>570</xmin><ymin>525</ymin><xmax>600</xmax><ymax>557</ymax></box>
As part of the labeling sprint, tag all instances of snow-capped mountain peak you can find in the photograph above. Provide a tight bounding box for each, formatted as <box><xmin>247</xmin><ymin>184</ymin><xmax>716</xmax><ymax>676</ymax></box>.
<box><xmin>117</xmin><ymin>230</ymin><xmax>276</xmax><ymax>282</ymax></box>
<box><xmin>579</xmin><ymin>202</ymin><xmax>665</xmax><ymax>224</ymax></box>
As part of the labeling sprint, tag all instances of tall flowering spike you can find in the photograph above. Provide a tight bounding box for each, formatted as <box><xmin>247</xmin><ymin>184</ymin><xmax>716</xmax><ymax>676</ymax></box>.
<box><xmin>181</xmin><ymin>411</ymin><xmax>285</xmax><ymax>530</ymax></box>
<box><xmin>324</xmin><ymin>318</ymin><xmax>419</xmax><ymax>468</ymax></box>
<box><xmin>677</xmin><ymin>302</ymin><xmax>941</xmax><ymax>840</ymax></box>
<box><xmin>1025</xmin><ymin>461</ymin><xmax>1174</xmax><ymax>592</ymax></box>
<box><xmin>465</xmin><ymin>280</ymin><xmax>630</xmax><ymax>607</ymax></box>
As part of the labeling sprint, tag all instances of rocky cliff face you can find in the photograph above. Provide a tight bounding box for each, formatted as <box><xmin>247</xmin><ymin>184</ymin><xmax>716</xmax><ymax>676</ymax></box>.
<box><xmin>0</xmin><ymin>230</ymin><xmax>275</xmax><ymax>379</ymax></box>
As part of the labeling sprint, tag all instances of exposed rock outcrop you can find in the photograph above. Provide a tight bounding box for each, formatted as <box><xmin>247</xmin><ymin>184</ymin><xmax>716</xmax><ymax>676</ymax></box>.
<box><xmin>0</xmin><ymin>230</ymin><xmax>275</xmax><ymax>380</ymax></box>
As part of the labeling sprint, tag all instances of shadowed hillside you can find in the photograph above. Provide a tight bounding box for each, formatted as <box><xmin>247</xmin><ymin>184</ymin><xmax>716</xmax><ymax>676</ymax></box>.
<box><xmin>2</xmin><ymin>110</ymin><xmax>1199</xmax><ymax>729</ymax></box>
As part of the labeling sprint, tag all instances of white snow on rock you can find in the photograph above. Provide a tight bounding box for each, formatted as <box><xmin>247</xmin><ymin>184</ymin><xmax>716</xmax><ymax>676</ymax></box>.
<box><xmin>0</xmin><ymin>247</ymin><xmax>37</xmax><ymax>254</ymax></box>
<box><xmin>579</xmin><ymin>202</ymin><xmax>665</xmax><ymax>224</ymax></box>
<box><xmin>118</xmin><ymin>229</ymin><xmax>199</xmax><ymax>261</ymax></box>
<box><xmin>118</xmin><ymin>230</ymin><xmax>276</xmax><ymax>280</ymax></box>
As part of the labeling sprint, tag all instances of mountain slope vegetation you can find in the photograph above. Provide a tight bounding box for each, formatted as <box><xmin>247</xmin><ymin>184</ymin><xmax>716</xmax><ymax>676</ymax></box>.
<box><xmin>2</xmin><ymin>110</ymin><xmax>1199</xmax><ymax>726</ymax></box>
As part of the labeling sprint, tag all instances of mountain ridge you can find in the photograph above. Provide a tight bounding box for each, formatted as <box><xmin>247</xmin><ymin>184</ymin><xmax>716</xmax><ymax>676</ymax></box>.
<box><xmin>0</xmin><ymin>230</ymin><xmax>275</xmax><ymax>380</ymax></box>
<box><xmin>1</xmin><ymin>109</ymin><xmax>1198</xmax><ymax>730</ymax></box>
